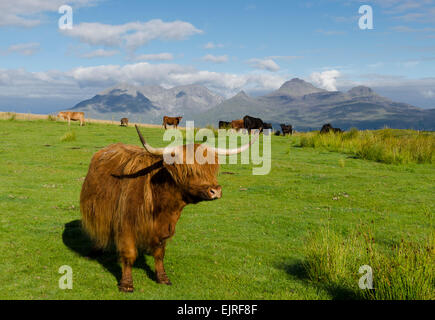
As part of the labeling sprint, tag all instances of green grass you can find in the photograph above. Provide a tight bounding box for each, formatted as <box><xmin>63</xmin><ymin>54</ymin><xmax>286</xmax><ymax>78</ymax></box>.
<box><xmin>294</xmin><ymin>128</ymin><xmax>434</xmax><ymax>165</ymax></box>
<box><xmin>0</xmin><ymin>119</ymin><xmax>433</xmax><ymax>299</ymax></box>
<box><xmin>303</xmin><ymin>226</ymin><xmax>434</xmax><ymax>300</ymax></box>
<box><xmin>60</xmin><ymin>131</ymin><xmax>76</xmax><ymax>142</ymax></box>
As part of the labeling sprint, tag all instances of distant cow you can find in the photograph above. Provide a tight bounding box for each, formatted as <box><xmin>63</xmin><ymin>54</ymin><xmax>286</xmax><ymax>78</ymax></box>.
<box><xmin>274</xmin><ymin>130</ymin><xmax>281</xmax><ymax>136</ymax></box>
<box><xmin>57</xmin><ymin>111</ymin><xmax>85</xmax><ymax>126</ymax></box>
<box><xmin>219</xmin><ymin>121</ymin><xmax>231</xmax><ymax>129</ymax></box>
<box><xmin>163</xmin><ymin>116</ymin><xmax>182</xmax><ymax>129</ymax></box>
<box><xmin>320</xmin><ymin>123</ymin><xmax>342</xmax><ymax>134</ymax></box>
<box><xmin>120</xmin><ymin>118</ymin><xmax>129</xmax><ymax>127</ymax></box>
<box><xmin>263</xmin><ymin>123</ymin><xmax>273</xmax><ymax>130</ymax></box>
<box><xmin>230</xmin><ymin>119</ymin><xmax>244</xmax><ymax>131</ymax></box>
<box><xmin>280</xmin><ymin>124</ymin><xmax>293</xmax><ymax>136</ymax></box>
<box><xmin>243</xmin><ymin>115</ymin><xmax>264</xmax><ymax>133</ymax></box>
<box><xmin>80</xmin><ymin>125</ymin><xmax>258</xmax><ymax>292</ymax></box>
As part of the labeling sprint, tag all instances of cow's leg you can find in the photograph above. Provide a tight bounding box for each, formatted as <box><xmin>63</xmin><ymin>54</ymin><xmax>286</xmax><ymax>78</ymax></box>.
<box><xmin>153</xmin><ymin>244</ymin><xmax>172</xmax><ymax>285</ymax></box>
<box><xmin>118</xmin><ymin>235</ymin><xmax>137</xmax><ymax>292</ymax></box>
<box><xmin>68</xmin><ymin>117</ymin><xmax>71</xmax><ymax>126</ymax></box>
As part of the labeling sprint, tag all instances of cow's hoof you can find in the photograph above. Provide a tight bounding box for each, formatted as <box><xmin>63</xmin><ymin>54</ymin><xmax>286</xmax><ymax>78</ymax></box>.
<box><xmin>157</xmin><ymin>274</ymin><xmax>172</xmax><ymax>286</ymax></box>
<box><xmin>157</xmin><ymin>279</ymin><xmax>172</xmax><ymax>286</ymax></box>
<box><xmin>119</xmin><ymin>284</ymin><xmax>134</xmax><ymax>293</ymax></box>
<box><xmin>119</xmin><ymin>280</ymin><xmax>134</xmax><ymax>293</ymax></box>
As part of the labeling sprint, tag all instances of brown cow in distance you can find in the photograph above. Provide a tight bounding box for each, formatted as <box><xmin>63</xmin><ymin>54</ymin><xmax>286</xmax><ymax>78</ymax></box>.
<box><xmin>230</xmin><ymin>119</ymin><xmax>244</xmax><ymax>131</ymax></box>
<box><xmin>80</xmin><ymin>125</ymin><xmax>258</xmax><ymax>292</ymax></box>
<box><xmin>120</xmin><ymin>118</ymin><xmax>129</xmax><ymax>127</ymax></box>
<box><xmin>57</xmin><ymin>111</ymin><xmax>85</xmax><ymax>126</ymax></box>
<box><xmin>162</xmin><ymin>116</ymin><xmax>182</xmax><ymax>129</ymax></box>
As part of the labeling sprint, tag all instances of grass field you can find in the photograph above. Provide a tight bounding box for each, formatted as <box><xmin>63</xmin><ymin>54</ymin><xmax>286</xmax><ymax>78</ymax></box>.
<box><xmin>0</xmin><ymin>118</ymin><xmax>433</xmax><ymax>299</ymax></box>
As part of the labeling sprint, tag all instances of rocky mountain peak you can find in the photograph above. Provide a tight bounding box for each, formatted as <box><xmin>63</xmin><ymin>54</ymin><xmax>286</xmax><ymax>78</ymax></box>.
<box><xmin>348</xmin><ymin>86</ymin><xmax>375</xmax><ymax>97</ymax></box>
<box><xmin>276</xmin><ymin>78</ymin><xmax>326</xmax><ymax>96</ymax></box>
<box><xmin>235</xmin><ymin>90</ymin><xmax>250</xmax><ymax>99</ymax></box>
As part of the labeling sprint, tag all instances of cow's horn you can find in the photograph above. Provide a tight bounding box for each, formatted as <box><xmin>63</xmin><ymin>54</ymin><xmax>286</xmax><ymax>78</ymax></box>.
<box><xmin>206</xmin><ymin>130</ymin><xmax>260</xmax><ymax>156</ymax></box>
<box><xmin>135</xmin><ymin>125</ymin><xmax>178</xmax><ymax>156</ymax></box>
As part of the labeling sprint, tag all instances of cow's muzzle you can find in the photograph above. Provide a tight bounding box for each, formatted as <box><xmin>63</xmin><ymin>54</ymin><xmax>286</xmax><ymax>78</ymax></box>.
<box><xmin>208</xmin><ymin>186</ymin><xmax>222</xmax><ymax>200</ymax></box>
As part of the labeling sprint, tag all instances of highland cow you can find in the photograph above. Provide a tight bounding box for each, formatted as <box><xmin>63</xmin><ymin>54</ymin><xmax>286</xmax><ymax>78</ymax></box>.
<box><xmin>80</xmin><ymin>125</ymin><xmax>257</xmax><ymax>292</ymax></box>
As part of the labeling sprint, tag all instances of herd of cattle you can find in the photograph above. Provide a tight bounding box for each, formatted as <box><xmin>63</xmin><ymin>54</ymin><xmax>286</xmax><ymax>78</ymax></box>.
<box><xmin>218</xmin><ymin>115</ymin><xmax>294</xmax><ymax>136</ymax></box>
<box><xmin>54</xmin><ymin>110</ymin><xmax>344</xmax><ymax>292</ymax></box>
<box><xmin>55</xmin><ymin>111</ymin><xmax>343</xmax><ymax>135</ymax></box>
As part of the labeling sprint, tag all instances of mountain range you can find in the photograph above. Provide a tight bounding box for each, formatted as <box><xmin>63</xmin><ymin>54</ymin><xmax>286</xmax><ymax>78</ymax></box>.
<box><xmin>71</xmin><ymin>78</ymin><xmax>435</xmax><ymax>131</ymax></box>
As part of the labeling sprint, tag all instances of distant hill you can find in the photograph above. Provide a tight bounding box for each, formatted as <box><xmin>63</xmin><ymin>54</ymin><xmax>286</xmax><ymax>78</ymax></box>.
<box><xmin>71</xmin><ymin>83</ymin><xmax>224</xmax><ymax>124</ymax></box>
<box><xmin>193</xmin><ymin>78</ymin><xmax>435</xmax><ymax>131</ymax></box>
<box><xmin>70</xmin><ymin>78</ymin><xmax>435</xmax><ymax>131</ymax></box>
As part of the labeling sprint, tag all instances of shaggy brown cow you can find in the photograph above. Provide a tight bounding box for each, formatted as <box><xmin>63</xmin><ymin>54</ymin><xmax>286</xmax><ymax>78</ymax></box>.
<box><xmin>57</xmin><ymin>111</ymin><xmax>85</xmax><ymax>126</ymax></box>
<box><xmin>80</xmin><ymin>125</ymin><xmax>257</xmax><ymax>292</ymax></box>
<box><xmin>120</xmin><ymin>118</ymin><xmax>129</xmax><ymax>127</ymax></box>
<box><xmin>230</xmin><ymin>119</ymin><xmax>244</xmax><ymax>131</ymax></box>
<box><xmin>163</xmin><ymin>116</ymin><xmax>182</xmax><ymax>129</ymax></box>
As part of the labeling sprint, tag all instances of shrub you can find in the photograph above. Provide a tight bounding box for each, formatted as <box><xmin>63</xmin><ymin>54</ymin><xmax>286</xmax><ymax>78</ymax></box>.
<box><xmin>303</xmin><ymin>228</ymin><xmax>435</xmax><ymax>300</ymax></box>
<box><xmin>60</xmin><ymin>131</ymin><xmax>76</xmax><ymax>142</ymax></box>
<box><xmin>343</xmin><ymin>127</ymin><xmax>359</xmax><ymax>140</ymax></box>
<box><xmin>8</xmin><ymin>112</ymin><xmax>16</xmax><ymax>121</ymax></box>
<box><xmin>295</xmin><ymin>129</ymin><xmax>434</xmax><ymax>164</ymax></box>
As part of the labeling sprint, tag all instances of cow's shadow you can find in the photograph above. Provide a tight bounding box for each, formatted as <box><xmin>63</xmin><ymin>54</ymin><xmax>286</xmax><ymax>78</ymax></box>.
<box><xmin>62</xmin><ymin>220</ymin><xmax>156</xmax><ymax>285</ymax></box>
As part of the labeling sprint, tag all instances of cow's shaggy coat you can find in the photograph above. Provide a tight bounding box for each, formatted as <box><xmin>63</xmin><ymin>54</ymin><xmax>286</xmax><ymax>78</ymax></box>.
<box><xmin>80</xmin><ymin>139</ymin><xmax>221</xmax><ymax>292</ymax></box>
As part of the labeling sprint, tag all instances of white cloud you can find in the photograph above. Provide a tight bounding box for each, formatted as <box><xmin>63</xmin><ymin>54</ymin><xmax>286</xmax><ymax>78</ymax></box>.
<box><xmin>0</xmin><ymin>63</ymin><xmax>288</xmax><ymax>99</ymax></box>
<box><xmin>310</xmin><ymin>69</ymin><xmax>341</xmax><ymax>91</ymax></box>
<box><xmin>368</xmin><ymin>62</ymin><xmax>384</xmax><ymax>68</ymax></box>
<box><xmin>7</xmin><ymin>42</ymin><xmax>40</xmax><ymax>56</ymax></box>
<box><xmin>422</xmin><ymin>89</ymin><xmax>434</xmax><ymax>98</ymax></box>
<box><xmin>80</xmin><ymin>49</ymin><xmax>119</xmax><ymax>58</ymax></box>
<box><xmin>391</xmin><ymin>26</ymin><xmax>435</xmax><ymax>33</ymax></box>
<box><xmin>398</xmin><ymin>60</ymin><xmax>420</xmax><ymax>68</ymax></box>
<box><xmin>61</xmin><ymin>20</ymin><xmax>203</xmax><ymax>51</ymax></box>
<box><xmin>1</xmin><ymin>63</ymin><xmax>435</xmax><ymax>108</ymax></box>
<box><xmin>0</xmin><ymin>0</ymin><xmax>98</xmax><ymax>27</ymax></box>
<box><xmin>267</xmin><ymin>55</ymin><xmax>302</xmax><ymax>61</ymax></box>
<box><xmin>248</xmin><ymin>58</ymin><xmax>280</xmax><ymax>72</ymax></box>
<box><xmin>133</xmin><ymin>53</ymin><xmax>174</xmax><ymax>61</ymax></box>
<box><xmin>204</xmin><ymin>42</ymin><xmax>224</xmax><ymax>49</ymax></box>
<box><xmin>202</xmin><ymin>54</ymin><xmax>229</xmax><ymax>63</ymax></box>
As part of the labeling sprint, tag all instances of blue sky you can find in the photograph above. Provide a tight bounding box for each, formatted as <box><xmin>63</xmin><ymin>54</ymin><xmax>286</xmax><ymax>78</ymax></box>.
<box><xmin>0</xmin><ymin>0</ymin><xmax>434</xmax><ymax>113</ymax></box>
